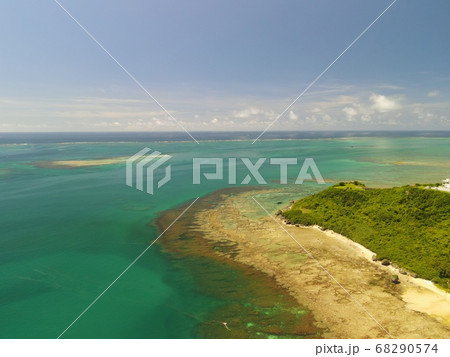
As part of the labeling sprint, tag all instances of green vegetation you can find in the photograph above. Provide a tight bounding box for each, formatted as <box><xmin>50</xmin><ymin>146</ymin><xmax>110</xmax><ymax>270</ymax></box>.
<box><xmin>282</xmin><ymin>182</ymin><xmax>450</xmax><ymax>289</ymax></box>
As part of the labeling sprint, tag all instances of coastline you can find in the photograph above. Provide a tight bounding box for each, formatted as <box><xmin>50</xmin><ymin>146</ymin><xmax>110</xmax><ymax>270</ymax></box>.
<box><xmin>283</xmin><ymin>222</ymin><xmax>450</xmax><ymax>327</ymax></box>
<box><xmin>154</xmin><ymin>187</ymin><xmax>322</xmax><ymax>339</ymax></box>
<box><xmin>159</xmin><ymin>187</ymin><xmax>450</xmax><ymax>338</ymax></box>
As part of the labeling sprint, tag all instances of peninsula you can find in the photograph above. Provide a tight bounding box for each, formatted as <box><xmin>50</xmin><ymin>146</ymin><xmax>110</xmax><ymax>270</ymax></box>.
<box><xmin>282</xmin><ymin>181</ymin><xmax>450</xmax><ymax>290</ymax></box>
<box><xmin>157</xmin><ymin>186</ymin><xmax>450</xmax><ymax>338</ymax></box>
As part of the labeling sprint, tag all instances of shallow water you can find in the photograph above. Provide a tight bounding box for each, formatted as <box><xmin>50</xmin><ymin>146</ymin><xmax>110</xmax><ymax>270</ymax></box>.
<box><xmin>0</xmin><ymin>133</ymin><xmax>448</xmax><ymax>338</ymax></box>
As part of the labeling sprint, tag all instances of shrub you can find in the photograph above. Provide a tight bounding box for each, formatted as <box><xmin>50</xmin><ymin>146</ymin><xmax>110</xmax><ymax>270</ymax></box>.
<box><xmin>282</xmin><ymin>184</ymin><xmax>450</xmax><ymax>290</ymax></box>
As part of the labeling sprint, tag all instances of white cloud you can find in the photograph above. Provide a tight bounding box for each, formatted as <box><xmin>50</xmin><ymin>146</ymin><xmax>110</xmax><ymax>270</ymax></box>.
<box><xmin>234</xmin><ymin>107</ymin><xmax>261</xmax><ymax>118</ymax></box>
<box><xmin>305</xmin><ymin>115</ymin><xmax>318</xmax><ymax>124</ymax></box>
<box><xmin>1</xmin><ymin>85</ymin><xmax>449</xmax><ymax>132</ymax></box>
<box><xmin>370</xmin><ymin>94</ymin><xmax>401</xmax><ymax>113</ymax></box>
<box><xmin>342</xmin><ymin>106</ymin><xmax>358</xmax><ymax>121</ymax></box>
<box><xmin>233</xmin><ymin>106</ymin><xmax>277</xmax><ymax>122</ymax></box>
<box><xmin>361</xmin><ymin>115</ymin><xmax>372</xmax><ymax>123</ymax></box>
<box><xmin>288</xmin><ymin>110</ymin><xmax>298</xmax><ymax>120</ymax></box>
<box><xmin>412</xmin><ymin>105</ymin><xmax>436</xmax><ymax>123</ymax></box>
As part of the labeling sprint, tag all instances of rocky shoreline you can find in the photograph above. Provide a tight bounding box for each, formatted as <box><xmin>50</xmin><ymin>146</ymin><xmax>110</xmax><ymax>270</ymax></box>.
<box><xmin>183</xmin><ymin>188</ymin><xmax>450</xmax><ymax>338</ymax></box>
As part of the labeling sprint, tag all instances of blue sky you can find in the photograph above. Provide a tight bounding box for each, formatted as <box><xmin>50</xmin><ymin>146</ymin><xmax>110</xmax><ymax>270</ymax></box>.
<box><xmin>0</xmin><ymin>0</ymin><xmax>449</xmax><ymax>132</ymax></box>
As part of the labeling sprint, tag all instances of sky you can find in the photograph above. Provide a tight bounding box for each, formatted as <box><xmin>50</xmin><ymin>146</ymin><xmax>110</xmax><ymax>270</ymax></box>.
<box><xmin>0</xmin><ymin>0</ymin><xmax>449</xmax><ymax>132</ymax></box>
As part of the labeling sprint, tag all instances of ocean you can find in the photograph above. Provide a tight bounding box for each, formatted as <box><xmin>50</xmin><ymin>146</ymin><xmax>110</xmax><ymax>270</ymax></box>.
<box><xmin>0</xmin><ymin>131</ymin><xmax>449</xmax><ymax>338</ymax></box>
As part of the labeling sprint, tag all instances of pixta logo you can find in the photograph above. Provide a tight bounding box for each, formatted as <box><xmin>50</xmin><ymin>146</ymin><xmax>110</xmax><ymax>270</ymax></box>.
<box><xmin>126</xmin><ymin>148</ymin><xmax>171</xmax><ymax>195</ymax></box>
<box><xmin>127</xmin><ymin>149</ymin><xmax>325</xmax><ymax>195</ymax></box>
<box><xmin>193</xmin><ymin>157</ymin><xmax>325</xmax><ymax>185</ymax></box>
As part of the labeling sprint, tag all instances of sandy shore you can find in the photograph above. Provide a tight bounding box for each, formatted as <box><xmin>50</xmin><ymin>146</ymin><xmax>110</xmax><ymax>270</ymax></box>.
<box><xmin>295</xmin><ymin>224</ymin><xmax>450</xmax><ymax>328</ymax></box>
<box><xmin>192</xmin><ymin>188</ymin><xmax>450</xmax><ymax>338</ymax></box>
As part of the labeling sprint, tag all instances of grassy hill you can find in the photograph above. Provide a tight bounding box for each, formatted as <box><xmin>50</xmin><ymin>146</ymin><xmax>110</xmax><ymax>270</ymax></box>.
<box><xmin>282</xmin><ymin>182</ymin><xmax>450</xmax><ymax>289</ymax></box>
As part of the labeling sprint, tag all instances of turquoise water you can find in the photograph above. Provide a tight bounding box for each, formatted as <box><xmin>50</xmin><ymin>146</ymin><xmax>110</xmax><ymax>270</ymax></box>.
<box><xmin>0</xmin><ymin>134</ymin><xmax>449</xmax><ymax>338</ymax></box>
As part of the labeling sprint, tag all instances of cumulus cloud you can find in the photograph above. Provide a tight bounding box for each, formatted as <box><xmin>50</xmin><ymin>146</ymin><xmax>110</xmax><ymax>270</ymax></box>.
<box><xmin>342</xmin><ymin>106</ymin><xmax>358</xmax><ymax>121</ymax></box>
<box><xmin>234</xmin><ymin>107</ymin><xmax>261</xmax><ymax>118</ymax></box>
<box><xmin>232</xmin><ymin>106</ymin><xmax>277</xmax><ymax>125</ymax></box>
<box><xmin>340</xmin><ymin>93</ymin><xmax>405</xmax><ymax>124</ymax></box>
<box><xmin>288</xmin><ymin>110</ymin><xmax>298</xmax><ymax>120</ymax></box>
<box><xmin>412</xmin><ymin>105</ymin><xmax>436</xmax><ymax>123</ymax></box>
<box><xmin>1</xmin><ymin>85</ymin><xmax>448</xmax><ymax>132</ymax></box>
<box><xmin>322</xmin><ymin>114</ymin><xmax>332</xmax><ymax>122</ymax></box>
<box><xmin>370</xmin><ymin>94</ymin><xmax>401</xmax><ymax>113</ymax></box>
